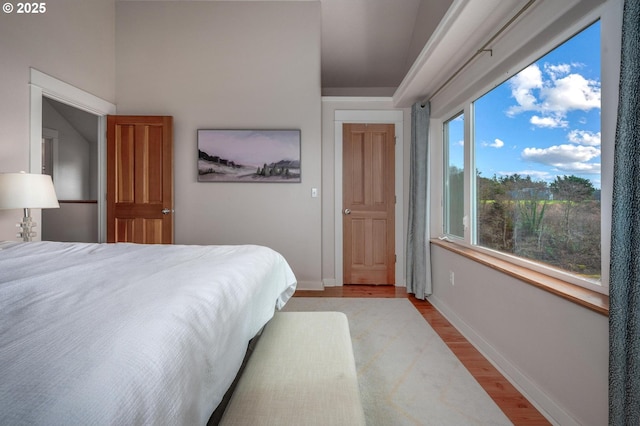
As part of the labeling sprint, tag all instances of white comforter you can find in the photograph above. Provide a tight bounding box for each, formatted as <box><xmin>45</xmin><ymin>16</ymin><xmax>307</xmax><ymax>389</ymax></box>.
<box><xmin>0</xmin><ymin>241</ymin><xmax>297</xmax><ymax>425</ymax></box>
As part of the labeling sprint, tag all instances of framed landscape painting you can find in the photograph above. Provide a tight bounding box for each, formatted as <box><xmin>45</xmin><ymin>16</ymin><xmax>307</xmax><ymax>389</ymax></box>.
<box><xmin>197</xmin><ymin>129</ymin><xmax>301</xmax><ymax>182</ymax></box>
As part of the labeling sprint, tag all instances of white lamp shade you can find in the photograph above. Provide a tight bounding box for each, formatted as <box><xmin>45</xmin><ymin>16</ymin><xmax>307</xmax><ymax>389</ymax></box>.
<box><xmin>0</xmin><ymin>172</ymin><xmax>60</xmax><ymax>210</ymax></box>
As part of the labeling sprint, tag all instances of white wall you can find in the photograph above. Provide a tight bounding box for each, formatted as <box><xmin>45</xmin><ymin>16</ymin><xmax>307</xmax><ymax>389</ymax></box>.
<box><xmin>115</xmin><ymin>1</ymin><xmax>322</xmax><ymax>287</ymax></box>
<box><xmin>0</xmin><ymin>0</ymin><xmax>115</xmax><ymax>240</ymax></box>
<box><xmin>430</xmin><ymin>246</ymin><xmax>609</xmax><ymax>425</ymax></box>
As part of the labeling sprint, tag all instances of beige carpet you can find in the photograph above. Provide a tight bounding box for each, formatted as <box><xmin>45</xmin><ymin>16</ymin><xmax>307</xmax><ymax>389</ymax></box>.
<box><xmin>282</xmin><ymin>298</ymin><xmax>513</xmax><ymax>426</ymax></box>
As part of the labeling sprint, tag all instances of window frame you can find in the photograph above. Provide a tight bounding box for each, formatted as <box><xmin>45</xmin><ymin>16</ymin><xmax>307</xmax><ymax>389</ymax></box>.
<box><xmin>443</xmin><ymin>112</ymin><xmax>465</xmax><ymax>238</ymax></box>
<box><xmin>433</xmin><ymin>0</ymin><xmax>621</xmax><ymax>295</ymax></box>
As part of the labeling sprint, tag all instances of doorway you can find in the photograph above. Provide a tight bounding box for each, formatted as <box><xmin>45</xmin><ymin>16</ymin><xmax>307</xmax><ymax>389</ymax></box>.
<box><xmin>29</xmin><ymin>68</ymin><xmax>116</xmax><ymax>242</ymax></box>
<box><xmin>333</xmin><ymin>109</ymin><xmax>404</xmax><ymax>286</ymax></box>
<box><xmin>41</xmin><ymin>98</ymin><xmax>100</xmax><ymax>242</ymax></box>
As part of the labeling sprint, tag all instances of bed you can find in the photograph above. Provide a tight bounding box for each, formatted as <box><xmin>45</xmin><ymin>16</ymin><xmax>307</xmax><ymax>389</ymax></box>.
<box><xmin>0</xmin><ymin>241</ymin><xmax>297</xmax><ymax>425</ymax></box>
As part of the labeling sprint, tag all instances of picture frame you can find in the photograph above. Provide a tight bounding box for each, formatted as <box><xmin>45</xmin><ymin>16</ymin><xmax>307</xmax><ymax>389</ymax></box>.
<box><xmin>197</xmin><ymin>129</ymin><xmax>301</xmax><ymax>183</ymax></box>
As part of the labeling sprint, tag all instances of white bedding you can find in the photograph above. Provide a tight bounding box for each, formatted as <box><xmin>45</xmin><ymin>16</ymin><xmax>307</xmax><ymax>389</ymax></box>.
<box><xmin>0</xmin><ymin>241</ymin><xmax>297</xmax><ymax>425</ymax></box>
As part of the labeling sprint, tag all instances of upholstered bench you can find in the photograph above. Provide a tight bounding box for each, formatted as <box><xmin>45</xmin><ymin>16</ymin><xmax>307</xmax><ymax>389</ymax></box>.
<box><xmin>219</xmin><ymin>311</ymin><xmax>366</xmax><ymax>426</ymax></box>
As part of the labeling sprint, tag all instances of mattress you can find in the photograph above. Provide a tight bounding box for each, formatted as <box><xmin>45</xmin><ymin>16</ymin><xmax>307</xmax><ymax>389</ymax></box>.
<box><xmin>0</xmin><ymin>241</ymin><xmax>297</xmax><ymax>425</ymax></box>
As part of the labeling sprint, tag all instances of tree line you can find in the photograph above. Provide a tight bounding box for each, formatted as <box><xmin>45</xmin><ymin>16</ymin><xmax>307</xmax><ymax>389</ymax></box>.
<box><xmin>451</xmin><ymin>169</ymin><xmax>601</xmax><ymax>279</ymax></box>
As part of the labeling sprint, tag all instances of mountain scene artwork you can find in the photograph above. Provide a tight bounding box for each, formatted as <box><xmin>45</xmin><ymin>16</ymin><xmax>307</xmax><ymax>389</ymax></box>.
<box><xmin>198</xmin><ymin>129</ymin><xmax>301</xmax><ymax>182</ymax></box>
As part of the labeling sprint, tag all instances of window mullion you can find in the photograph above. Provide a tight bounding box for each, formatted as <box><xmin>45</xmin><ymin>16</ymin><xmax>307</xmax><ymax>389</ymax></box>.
<box><xmin>465</xmin><ymin>102</ymin><xmax>475</xmax><ymax>245</ymax></box>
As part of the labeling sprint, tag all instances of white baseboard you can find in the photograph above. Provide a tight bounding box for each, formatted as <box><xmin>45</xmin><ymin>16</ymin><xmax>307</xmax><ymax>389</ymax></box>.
<box><xmin>427</xmin><ymin>295</ymin><xmax>579</xmax><ymax>426</ymax></box>
<box><xmin>295</xmin><ymin>280</ymin><xmax>324</xmax><ymax>291</ymax></box>
<box><xmin>322</xmin><ymin>279</ymin><xmax>337</xmax><ymax>287</ymax></box>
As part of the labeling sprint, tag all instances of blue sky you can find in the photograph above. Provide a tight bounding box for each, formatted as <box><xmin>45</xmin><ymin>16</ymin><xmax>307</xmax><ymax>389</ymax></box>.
<box><xmin>449</xmin><ymin>21</ymin><xmax>601</xmax><ymax>188</ymax></box>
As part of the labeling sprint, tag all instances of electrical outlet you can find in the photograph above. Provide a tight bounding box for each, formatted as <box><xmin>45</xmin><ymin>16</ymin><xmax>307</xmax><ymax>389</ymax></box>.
<box><xmin>449</xmin><ymin>271</ymin><xmax>455</xmax><ymax>286</ymax></box>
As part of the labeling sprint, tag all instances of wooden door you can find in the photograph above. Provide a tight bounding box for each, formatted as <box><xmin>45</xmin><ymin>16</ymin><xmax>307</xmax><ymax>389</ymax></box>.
<box><xmin>343</xmin><ymin>123</ymin><xmax>395</xmax><ymax>284</ymax></box>
<box><xmin>106</xmin><ymin>115</ymin><xmax>173</xmax><ymax>244</ymax></box>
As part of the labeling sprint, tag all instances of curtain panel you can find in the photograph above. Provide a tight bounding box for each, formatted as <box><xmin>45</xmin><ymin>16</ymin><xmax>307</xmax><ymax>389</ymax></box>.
<box><xmin>609</xmin><ymin>0</ymin><xmax>640</xmax><ymax>423</ymax></box>
<box><xmin>406</xmin><ymin>102</ymin><xmax>431</xmax><ymax>299</ymax></box>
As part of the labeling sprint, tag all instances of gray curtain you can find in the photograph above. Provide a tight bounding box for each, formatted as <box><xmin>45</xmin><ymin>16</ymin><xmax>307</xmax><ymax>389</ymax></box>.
<box><xmin>609</xmin><ymin>0</ymin><xmax>640</xmax><ymax>424</ymax></box>
<box><xmin>406</xmin><ymin>102</ymin><xmax>431</xmax><ymax>299</ymax></box>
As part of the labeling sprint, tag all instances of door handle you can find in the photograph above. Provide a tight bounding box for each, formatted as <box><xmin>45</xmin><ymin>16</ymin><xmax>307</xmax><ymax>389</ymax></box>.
<box><xmin>344</xmin><ymin>208</ymin><xmax>351</xmax><ymax>215</ymax></box>
<box><xmin>161</xmin><ymin>208</ymin><xmax>173</xmax><ymax>215</ymax></box>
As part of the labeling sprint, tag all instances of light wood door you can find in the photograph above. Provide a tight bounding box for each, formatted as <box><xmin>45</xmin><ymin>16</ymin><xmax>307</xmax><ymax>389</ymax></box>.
<box><xmin>343</xmin><ymin>123</ymin><xmax>395</xmax><ymax>284</ymax></box>
<box><xmin>107</xmin><ymin>115</ymin><xmax>173</xmax><ymax>244</ymax></box>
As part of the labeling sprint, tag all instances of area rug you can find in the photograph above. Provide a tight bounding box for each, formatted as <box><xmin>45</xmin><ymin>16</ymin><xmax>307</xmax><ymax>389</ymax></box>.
<box><xmin>282</xmin><ymin>298</ymin><xmax>512</xmax><ymax>426</ymax></box>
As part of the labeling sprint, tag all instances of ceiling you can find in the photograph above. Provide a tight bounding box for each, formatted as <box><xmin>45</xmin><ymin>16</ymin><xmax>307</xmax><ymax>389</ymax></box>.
<box><xmin>318</xmin><ymin>0</ymin><xmax>453</xmax><ymax>95</ymax></box>
<box><xmin>45</xmin><ymin>98</ymin><xmax>99</xmax><ymax>145</ymax></box>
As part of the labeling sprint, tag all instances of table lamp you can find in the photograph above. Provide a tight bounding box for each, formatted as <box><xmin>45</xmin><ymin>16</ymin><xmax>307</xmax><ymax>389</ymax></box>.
<box><xmin>0</xmin><ymin>172</ymin><xmax>60</xmax><ymax>242</ymax></box>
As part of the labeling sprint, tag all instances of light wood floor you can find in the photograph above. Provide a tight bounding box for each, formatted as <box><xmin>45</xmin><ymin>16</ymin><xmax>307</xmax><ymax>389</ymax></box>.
<box><xmin>293</xmin><ymin>285</ymin><xmax>551</xmax><ymax>426</ymax></box>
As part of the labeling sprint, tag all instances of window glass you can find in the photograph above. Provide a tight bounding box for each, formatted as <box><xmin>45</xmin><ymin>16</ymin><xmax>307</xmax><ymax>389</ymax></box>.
<box><xmin>473</xmin><ymin>22</ymin><xmax>601</xmax><ymax>282</ymax></box>
<box><xmin>444</xmin><ymin>113</ymin><xmax>465</xmax><ymax>237</ymax></box>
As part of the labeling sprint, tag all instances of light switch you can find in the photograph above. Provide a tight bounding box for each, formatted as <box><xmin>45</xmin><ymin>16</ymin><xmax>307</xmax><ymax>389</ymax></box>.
<box><xmin>311</xmin><ymin>188</ymin><xmax>318</xmax><ymax>198</ymax></box>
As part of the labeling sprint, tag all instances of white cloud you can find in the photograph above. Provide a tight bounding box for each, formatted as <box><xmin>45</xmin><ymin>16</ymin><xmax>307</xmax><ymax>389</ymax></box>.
<box><xmin>540</xmin><ymin>73</ymin><xmax>600</xmax><ymax>113</ymax></box>
<box><xmin>482</xmin><ymin>138</ymin><xmax>505</xmax><ymax>148</ymax></box>
<box><xmin>521</xmin><ymin>144</ymin><xmax>601</xmax><ymax>174</ymax></box>
<box><xmin>530</xmin><ymin>115</ymin><xmax>568</xmax><ymax>128</ymax></box>
<box><xmin>544</xmin><ymin>63</ymin><xmax>572</xmax><ymax>79</ymax></box>
<box><xmin>522</xmin><ymin>144</ymin><xmax>600</xmax><ymax>164</ymax></box>
<box><xmin>507</xmin><ymin>65</ymin><xmax>543</xmax><ymax>115</ymax></box>
<box><xmin>506</xmin><ymin>62</ymin><xmax>600</xmax><ymax>127</ymax></box>
<box><xmin>557</xmin><ymin>162</ymin><xmax>601</xmax><ymax>173</ymax></box>
<box><xmin>568</xmin><ymin>130</ymin><xmax>601</xmax><ymax>146</ymax></box>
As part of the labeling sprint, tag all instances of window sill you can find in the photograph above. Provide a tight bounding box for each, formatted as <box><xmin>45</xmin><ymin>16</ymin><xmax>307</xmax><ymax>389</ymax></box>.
<box><xmin>430</xmin><ymin>238</ymin><xmax>609</xmax><ymax>316</ymax></box>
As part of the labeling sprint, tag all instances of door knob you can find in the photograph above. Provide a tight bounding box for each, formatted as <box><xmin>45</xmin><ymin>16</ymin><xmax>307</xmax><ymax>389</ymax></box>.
<box><xmin>344</xmin><ymin>208</ymin><xmax>351</xmax><ymax>215</ymax></box>
<box><xmin>161</xmin><ymin>208</ymin><xmax>172</xmax><ymax>215</ymax></box>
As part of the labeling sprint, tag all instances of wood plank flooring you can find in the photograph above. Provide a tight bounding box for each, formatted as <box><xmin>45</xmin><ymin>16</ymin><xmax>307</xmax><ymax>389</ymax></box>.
<box><xmin>293</xmin><ymin>285</ymin><xmax>551</xmax><ymax>426</ymax></box>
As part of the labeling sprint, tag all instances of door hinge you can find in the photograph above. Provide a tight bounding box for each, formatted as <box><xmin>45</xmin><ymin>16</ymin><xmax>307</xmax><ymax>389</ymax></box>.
<box><xmin>395</xmin><ymin>254</ymin><xmax>397</xmax><ymax>263</ymax></box>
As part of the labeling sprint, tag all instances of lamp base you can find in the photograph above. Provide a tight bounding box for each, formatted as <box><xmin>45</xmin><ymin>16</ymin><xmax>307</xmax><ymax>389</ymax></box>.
<box><xmin>16</xmin><ymin>208</ymin><xmax>37</xmax><ymax>242</ymax></box>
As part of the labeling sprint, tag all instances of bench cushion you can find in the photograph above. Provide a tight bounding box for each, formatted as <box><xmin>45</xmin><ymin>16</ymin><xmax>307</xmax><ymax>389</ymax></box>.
<box><xmin>220</xmin><ymin>311</ymin><xmax>366</xmax><ymax>426</ymax></box>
